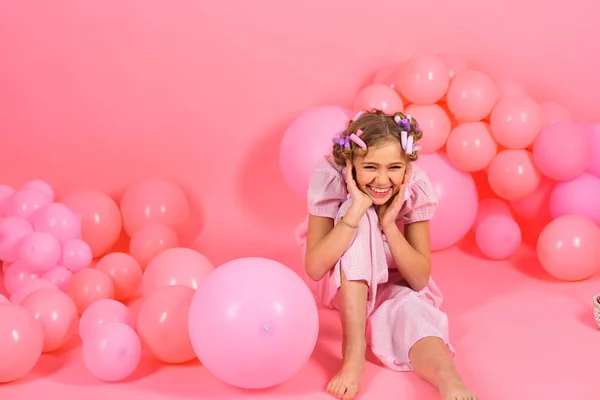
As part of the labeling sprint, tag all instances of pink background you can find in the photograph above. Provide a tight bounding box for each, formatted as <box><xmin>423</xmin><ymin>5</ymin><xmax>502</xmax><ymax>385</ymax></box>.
<box><xmin>0</xmin><ymin>0</ymin><xmax>597</xmax><ymax>273</ymax></box>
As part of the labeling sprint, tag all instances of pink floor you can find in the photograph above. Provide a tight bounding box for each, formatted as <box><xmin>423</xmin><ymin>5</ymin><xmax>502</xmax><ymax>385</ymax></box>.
<box><xmin>1</xmin><ymin>243</ymin><xmax>599</xmax><ymax>400</ymax></box>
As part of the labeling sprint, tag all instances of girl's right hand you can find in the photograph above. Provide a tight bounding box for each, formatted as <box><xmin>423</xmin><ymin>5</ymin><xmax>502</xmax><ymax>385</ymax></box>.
<box><xmin>345</xmin><ymin>159</ymin><xmax>373</xmax><ymax>213</ymax></box>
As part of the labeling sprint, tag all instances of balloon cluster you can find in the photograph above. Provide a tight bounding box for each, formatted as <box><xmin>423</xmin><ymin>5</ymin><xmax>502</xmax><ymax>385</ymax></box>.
<box><xmin>279</xmin><ymin>53</ymin><xmax>600</xmax><ymax>282</ymax></box>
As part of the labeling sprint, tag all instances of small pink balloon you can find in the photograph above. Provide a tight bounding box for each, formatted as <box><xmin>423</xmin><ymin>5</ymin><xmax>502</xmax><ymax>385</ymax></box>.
<box><xmin>129</xmin><ymin>223</ymin><xmax>180</xmax><ymax>269</ymax></box>
<box><xmin>82</xmin><ymin>321</ymin><xmax>142</xmax><ymax>382</ymax></box>
<box><xmin>141</xmin><ymin>247</ymin><xmax>214</xmax><ymax>297</ymax></box>
<box><xmin>60</xmin><ymin>189</ymin><xmax>122</xmax><ymax>259</ymax></box>
<box><xmin>539</xmin><ymin>101</ymin><xmax>572</xmax><ymax>126</ymax></box>
<box><xmin>3</xmin><ymin>189</ymin><xmax>52</xmax><ymax>220</ymax></box>
<box><xmin>395</xmin><ymin>55</ymin><xmax>449</xmax><ymax>105</ymax></box>
<box><xmin>473</xmin><ymin>198</ymin><xmax>513</xmax><ymax>229</ymax></box>
<box><xmin>537</xmin><ymin>215</ymin><xmax>600</xmax><ymax>281</ymax></box>
<box><xmin>353</xmin><ymin>84</ymin><xmax>404</xmax><ymax>114</ymax></box>
<box><xmin>487</xmin><ymin>149</ymin><xmax>541</xmax><ymax>201</ymax></box>
<box><xmin>22</xmin><ymin>180</ymin><xmax>54</xmax><ymax>202</ymax></box>
<box><xmin>20</xmin><ymin>288</ymin><xmax>78</xmax><ymax>352</ymax></box>
<box><xmin>31</xmin><ymin>202</ymin><xmax>82</xmax><ymax>243</ymax></box>
<box><xmin>446</xmin><ymin>121</ymin><xmax>498</xmax><ymax>172</ymax></box>
<box><xmin>549</xmin><ymin>173</ymin><xmax>600</xmax><ymax>224</ymax></box>
<box><xmin>3</xmin><ymin>260</ymin><xmax>40</xmax><ymax>295</ymax></box>
<box><xmin>18</xmin><ymin>232</ymin><xmax>61</xmax><ymax>272</ymax></box>
<box><xmin>510</xmin><ymin>178</ymin><xmax>554</xmax><ymax>221</ymax></box>
<box><xmin>95</xmin><ymin>252</ymin><xmax>143</xmax><ymax>301</ymax></box>
<box><xmin>119</xmin><ymin>179</ymin><xmax>190</xmax><ymax>237</ymax></box>
<box><xmin>67</xmin><ymin>268</ymin><xmax>115</xmax><ymax>314</ymax></box>
<box><xmin>42</xmin><ymin>266</ymin><xmax>73</xmax><ymax>292</ymax></box>
<box><xmin>495</xmin><ymin>78</ymin><xmax>527</xmax><ymax>99</ymax></box>
<box><xmin>0</xmin><ymin>216</ymin><xmax>34</xmax><ymax>262</ymax></box>
<box><xmin>404</xmin><ymin>103</ymin><xmax>451</xmax><ymax>153</ymax></box>
<box><xmin>0</xmin><ymin>303</ymin><xmax>44</xmax><ymax>383</ymax></box>
<box><xmin>490</xmin><ymin>95</ymin><xmax>542</xmax><ymax>149</ymax></box>
<box><xmin>79</xmin><ymin>298</ymin><xmax>134</xmax><ymax>341</ymax></box>
<box><xmin>446</xmin><ymin>70</ymin><xmax>498</xmax><ymax>122</ymax></box>
<box><xmin>532</xmin><ymin>122</ymin><xmax>590</xmax><ymax>181</ymax></box>
<box><xmin>9</xmin><ymin>278</ymin><xmax>56</xmax><ymax>305</ymax></box>
<box><xmin>476</xmin><ymin>215</ymin><xmax>522</xmax><ymax>260</ymax></box>
<box><xmin>60</xmin><ymin>239</ymin><xmax>92</xmax><ymax>272</ymax></box>
<box><xmin>437</xmin><ymin>54</ymin><xmax>469</xmax><ymax>80</ymax></box>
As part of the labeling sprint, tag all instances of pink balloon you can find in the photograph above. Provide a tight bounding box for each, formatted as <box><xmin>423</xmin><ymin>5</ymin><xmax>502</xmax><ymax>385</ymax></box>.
<box><xmin>353</xmin><ymin>84</ymin><xmax>404</xmax><ymax>114</ymax></box>
<box><xmin>18</xmin><ymin>232</ymin><xmax>61</xmax><ymax>272</ymax></box>
<box><xmin>42</xmin><ymin>266</ymin><xmax>73</xmax><ymax>292</ymax></box>
<box><xmin>495</xmin><ymin>78</ymin><xmax>527</xmax><ymax>99</ymax></box>
<box><xmin>0</xmin><ymin>303</ymin><xmax>44</xmax><ymax>383</ymax></box>
<box><xmin>539</xmin><ymin>101</ymin><xmax>572</xmax><ymax>126</ymax></box>
<box><xmin>446</xmin><ymin>70</ymin><xmax>498</xmax><ymax>122</ymax></box>
<box><xmin>587</xmin><ymin>123</ymin><xmax>600</xmax><ymax>178</ymax></box>
<box><xmin>490</xmin><ymin>95</ymin><xmax>542</xmax><ymax>149</ymax></box>
<box><xmin>82</xmin><ymin>321</ymin><xmax>142</xmax><ymax>382</ymax></box>
<box><xmin>532</xmin><ymin>122</ymin><xmax>590</xmax><ymax>181</ymax></box>
<box><xmin>31</xmin><ymin>202</ymin><xmax>81</xmax><ymax>243</ymax></box>
<box><xmin>79</xmin><ymin>298</ymin><xmax>134</xmax><ymax>341</ymax></box>
<box><xmin>20</xmin><ymin>288</ymin><xmax>78</xmax><ymax>352</ymax></box>
<box><xmin>279</xmin><ymin>106</ymin><xmax>353</xmax><ymax>198</ymax></box>
<box><xmin>189</xmin><ymin>257</ymin><xmax>319</xmax><ymax>389</ymax></box>
<box><xmin>476</xmin><ymin>215</ymin><xmax>522</xmax><ymax>260</ymax></box>
<box><xmin>129</xmin><ymin>223</ymin><xmax>179</xmax><ymax>268</ymax></box>
<box><xmin>537</xmin><ymin>215</ymin><xmax>600</xmax><ymax>281</ymax></box>
<box><xmin>95</xmin><ymin>252</ymin><xmax>143</xmax><ymax>301</ymax></box>
<box><xmin>9</xmin><ymin>278</ymin><xmax>56</xmax><ymax>305</ymax></box>
<box><xmin>3</xmin><ymin>260</ymin><xmax>39</xmax><ymax>295</ymax></box>
<box><xmin>404</xmin><ymin>103</ymin><xmax>451</xmax><ymax>153</ymax></box>
<box><xmin>510</xmin><ymin>178</ymin><xmax>554</xmax><ymax>220</ymax></box>
<box><xmin>119</xmin><ymin>179</ymin><xmax>189</xmax><ymax>237</ymax></box>
<box><xmin>415</xmin><ymin>152</ymin><xmax>479</xmax><ymax>251</ymax></box>
<box><xmin>22</xmin><ymin>180</ymin><xmax>54</xmax><ymax>202</ymax></box>
<box><xmin>0</xmin><ymin>216</ymin><xmax>34</xmax><ymax>262</ymax></box>
<box><xmin>487</xmin><ymin>149</ymin><xmax>541</xmax><ymax>201</ymax></box>
<box><xmin>446</xmin><ymin>122</ymin><xmax>498</xmax><ymax>172</ymax></box>
<box><xmin>473</xmin><ymin>198</ymin><xmax>513</xmax><ymax>229</ymax></box>
<box><xmin>60</xmin><ymin>189</ymin><xmax>122</xmax><ymax>259</ymax></box>
<box><xmin>373</xmin><ymin>64</ymin><xmax>401</xmax><ymax>90</ymax></box>
<box><xmin>549</xmin><ymin>173</ymin><xmax>600</xmax><ymax>224</ymax></box>
<box><xmin>395</xmin><ymin>55</ymin><xmax>449</xmax><ymax>105</ymax></box>
<box><xmin>3</xmin><ymin>189</ymin><xmax>52</xmax><ymax>220</ymax></box>
<box><xmin>141</xmin><ymin>247</ymin><xmax>214</xmax><ymax>297</ymax></box>
<box><xmin>437</xmin><ymin>54</ymin><xmax>469</xmax><ymax>80</ymax></box>
<box><xmin>137</xmin><ymin>285</ymin><xmax>196</xmax><ymax>364</ymax></box>
<box><xmin>67</xmin><ymin>268</ymin><xmax>115</xmax><ymax>314</ymax></box>
<box><xmin>60</xmin><ymin>239</ymin><xmax>92</xmax><ymax>272</ymax></box>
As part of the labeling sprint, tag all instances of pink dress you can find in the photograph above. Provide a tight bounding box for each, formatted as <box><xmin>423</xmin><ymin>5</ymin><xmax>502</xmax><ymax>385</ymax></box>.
<box><xmin>295</xmin><ymin>156</ymin><xmax>455</xmax><ymax>371</ymax></box>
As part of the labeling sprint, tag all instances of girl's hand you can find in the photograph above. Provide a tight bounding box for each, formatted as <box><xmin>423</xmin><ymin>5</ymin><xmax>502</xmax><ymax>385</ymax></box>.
<box><xmin>345</xmin><ymin>159</ymin><xmax>372</xmax><ymax>213</ymax></box>
<box><xmin>377</xmin><ymin>164</ymin><xmax>411</xmax><ymax>229</ymax></box>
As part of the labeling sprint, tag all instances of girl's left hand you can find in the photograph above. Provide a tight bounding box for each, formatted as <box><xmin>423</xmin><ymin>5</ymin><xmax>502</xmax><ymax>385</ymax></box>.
<box><xmin>377</xmin><ymin>165</ymin><xmax>411</xmax><ymax>229</ymax></box>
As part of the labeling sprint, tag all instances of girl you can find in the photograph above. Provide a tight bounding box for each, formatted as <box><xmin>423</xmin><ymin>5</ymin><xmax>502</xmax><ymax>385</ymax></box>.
<box><xmin>295</xmin><ymin>109</ymin><xmax>477</xmax><ymax>400</ymax></box>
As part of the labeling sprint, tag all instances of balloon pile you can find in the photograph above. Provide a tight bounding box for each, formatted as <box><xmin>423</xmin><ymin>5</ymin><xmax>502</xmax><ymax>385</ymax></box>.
<box><xmin>279</xmin><ymin>53</ymin><xmax>600</xmax><ymax>282</ymax></box>
<box><xmin>0</xmin><ymin>178</ymin><xmax>319</xmax><ymax>389</ymax></box>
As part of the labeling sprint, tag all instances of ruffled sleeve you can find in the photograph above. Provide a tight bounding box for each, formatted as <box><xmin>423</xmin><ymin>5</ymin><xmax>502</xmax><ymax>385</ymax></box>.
<box><xmin>307</xmin><ymin>157</ymin><xmax>347</xmax><ymax>219</ymax></box>
<box><xmin>398</xmin><ymin>164</ymin><xmax>438</xmax><ymax>224</ymax></box>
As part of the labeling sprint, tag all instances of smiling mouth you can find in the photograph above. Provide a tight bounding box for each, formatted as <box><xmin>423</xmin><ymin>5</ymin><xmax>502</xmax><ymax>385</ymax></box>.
<box><xmin>367</xmin><ymin>185</ymin><xmax>392</xmax><ymax>197</ymax></box>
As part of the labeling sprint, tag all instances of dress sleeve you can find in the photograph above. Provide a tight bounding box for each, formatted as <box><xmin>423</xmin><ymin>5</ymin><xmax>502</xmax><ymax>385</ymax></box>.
<box><xmin>399</xmin><ymin>166</ymin><xmax>438</xmax><ymax>224</ymax></box>
<box><xmin>307</xmin><ymin>158</ymin><xmax>347</xmax><ymax>219</ymax></box>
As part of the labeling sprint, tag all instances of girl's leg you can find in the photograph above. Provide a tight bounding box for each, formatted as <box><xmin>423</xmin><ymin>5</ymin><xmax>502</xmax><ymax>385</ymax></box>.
<box><xmin>326</xmin><ymin>269</ymin><xmax>368</xmax><ymax>400</ymax></box>
<box><xmin>409</xmin><ymin>337</ymin><xmax>477</xmax><ymax>400</ymax></box>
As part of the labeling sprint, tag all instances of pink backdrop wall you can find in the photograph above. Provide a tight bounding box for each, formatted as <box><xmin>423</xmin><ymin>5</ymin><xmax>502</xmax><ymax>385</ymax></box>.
<box><xmin>0</xmin><ymin>1</ymin><xmax>597</xmax><ymax>271</ymax></box>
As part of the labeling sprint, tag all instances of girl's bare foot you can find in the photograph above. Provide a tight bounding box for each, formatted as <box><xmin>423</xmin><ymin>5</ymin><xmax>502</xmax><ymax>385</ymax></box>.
<box><xmin>326</xmin><ymin>343</ymin><xmax>365</xmax><ymax>399</ymax></box>
<box><xmin>440</xmin><ymin>378</ymin><xmax>478</xmax><ymax>400</ymax></box>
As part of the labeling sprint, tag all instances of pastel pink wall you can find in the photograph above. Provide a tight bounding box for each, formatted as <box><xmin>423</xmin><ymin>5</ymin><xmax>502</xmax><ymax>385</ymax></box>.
<box><xmin>0</xmin><ymin>1</ymin><xmax>597</xmax><ymax>270</ymax></box>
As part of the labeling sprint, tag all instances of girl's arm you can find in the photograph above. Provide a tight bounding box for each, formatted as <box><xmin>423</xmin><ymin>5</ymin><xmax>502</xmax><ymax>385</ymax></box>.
<box><xmin>304</xmin><ymin>204</ymin><xmax>367</xmax><ymax>282</ymax></box>
<box><xmin>381</xmin><ymin>220</ymin><xmax>432</xmax><ymax>291</ymax></box>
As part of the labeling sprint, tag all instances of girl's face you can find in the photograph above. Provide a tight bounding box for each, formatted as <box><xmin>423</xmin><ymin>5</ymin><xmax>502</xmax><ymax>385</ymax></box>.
<box><xmin>353</xmin><ymin>140</ymin><xmax>407</xmax><ymax>206</ymax></box>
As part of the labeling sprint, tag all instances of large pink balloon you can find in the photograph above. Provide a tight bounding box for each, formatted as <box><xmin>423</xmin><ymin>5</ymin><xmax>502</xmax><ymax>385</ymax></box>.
<box><xmin>405</xmin><ymin>104</ymin><xmax>451</xmax><ymax>153</ymax></box>
<box><xmin>279</xmin><ymin>106</ymin><xmax>351</xmax><ymax>198</ymax></box>
<box><xmin>395</xmin><ymin>55</ymin><xmax>449</xmax><ymax>105</ymax></box>
<box><xmin>487</xmin><ymin>149</ymin><xmax>541</xmax><ymax>201</ymax></box>
<box><xmin>0</xmin><ymin>216</ymin><xmax>34</xmax><ymax>262</ymax></box>
<box><xmin>549</xmin><ymin>173</ymin><xmax>600</xmax><ymax>224</ymax></box>
<box><xmin>3</xmin><ymin>260</ymin><xmax>39</xmax><ymax>295</ymax></box>
<box><xmin>537</xmin><ymin>215</ymin><xmax>600</xmax><ymax>281</ymax></box>
<box><xmin>446</xmin><ymin>121</ymin><xmax>498</xmax><ymax>171</ymax></box>
<box><xmin>353</xmin><ymin>84</ymin><xmax>404</xmax><ymax>114</ymax></box>
<box><xmin>120</xmin><ymin>179</ymin><xmax>190</xmax><ymax>237</ymax></box>
<box><xmin>414</xmin><ymin>153</ymin><xmax>479</xmax><ymax>251</ymax></box>
<box><xmin>129</xmin><ymin>223</ymin><xmax>179</xmax><ymax>268</ymax></box>
<box><xmin>490</xmin><ymin>95</ymin><xmax>542</xmax><ymax>149</ymax></box>
<box><xmin>31</xmin><ymin>202</ymin><xmax>82</xmax><ymax>242</ymax></box>
<box><xmin>0</xmin><ymin>303</ymin><xmax>44</xmax><ymax>383</ymax></box>
<box><xmin>95</xmin><ymin>252</ymin><xmax>143</xmax><ymax>301</ymax></box>
<box><xmin>189</xmin><ymin>257</ymin><xmax>319</xmax><ymax>389</ymax></box>
<box><xmin>3</xmin><ymin>189</ymin><xmax>52</xmax><ymax>221</ymax></box>
<box><xmin>17</xmin><ymin>231</ymin><xmax>61</xmax><ymax>273</ymax></box>
<box><xmin>60</xmin><ymin>189</ymin><xmax>122</xmax><ymax>258</ymax></box>
<box><xmin>446</xmin><ymin>70</ymin><xmax>498</xmax><ymax>122</ymax></box>
<box><xmin>586</xmin><ymin>123</ymin><xmax>600</xmax><ymax>178</ymax></box>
